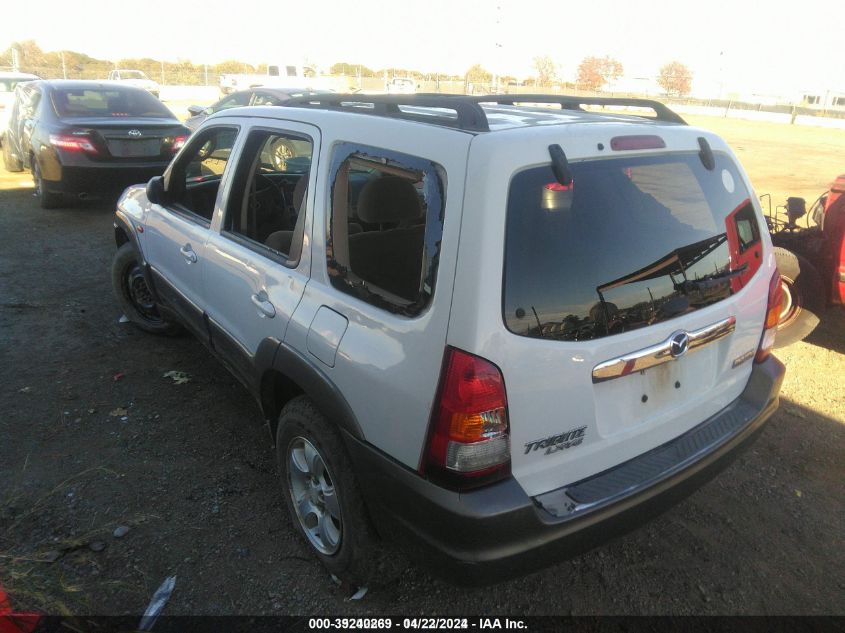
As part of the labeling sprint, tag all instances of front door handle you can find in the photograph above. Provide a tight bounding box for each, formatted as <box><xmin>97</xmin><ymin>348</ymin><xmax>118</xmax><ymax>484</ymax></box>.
<box><xmin>180</xmin><ymin>244</ymin><xmax>197</xmax><ymax>264</ymax></box>
<box><xmin>250</xmin><ymin>291</ymin><xmax>276</xmax><ymax>318</ymax></box>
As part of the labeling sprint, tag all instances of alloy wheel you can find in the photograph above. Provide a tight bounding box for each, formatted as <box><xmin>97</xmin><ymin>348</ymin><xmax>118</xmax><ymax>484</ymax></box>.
<box><xmin>287</xmin><ymin>436</ymin><xmax>342</xmax><ymax>555</ymax></box>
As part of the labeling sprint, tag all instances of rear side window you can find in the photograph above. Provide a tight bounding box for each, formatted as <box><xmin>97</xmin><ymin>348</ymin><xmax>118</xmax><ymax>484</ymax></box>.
<box><xmin>327</xmin><ymin>143</ymin><xmax>446</xmax><ymax>315</ymax></box>
<box><xmin>503</xmin><ymin>152</ymin><xmax>759</xmax><ymax>341</ymax></box>
<box><xmin>51</xmin><ymin>88</ymin><xmax>172</xmax><ymax>118</ymax></box>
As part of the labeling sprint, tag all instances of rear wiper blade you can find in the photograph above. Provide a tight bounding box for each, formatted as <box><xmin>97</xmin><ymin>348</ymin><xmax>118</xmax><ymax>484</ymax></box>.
<box><xmin>676</xmin><ymin>264</ymin><xmax>748</xmax><ymax>292</ymax></box>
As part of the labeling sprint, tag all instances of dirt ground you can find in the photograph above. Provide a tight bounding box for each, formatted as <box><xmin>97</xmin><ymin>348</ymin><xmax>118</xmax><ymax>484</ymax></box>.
<box><xmin>0</xmin><ymin>114</ymin><xmax>843</xmax><ymax>616</ymax></box>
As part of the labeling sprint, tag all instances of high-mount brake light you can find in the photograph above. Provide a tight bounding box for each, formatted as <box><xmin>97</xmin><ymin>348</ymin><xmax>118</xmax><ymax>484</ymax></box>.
<box><xmin>610</xmin><ymin>135</ymin><xmax>666</xmax><ymax>151</ymax></box>
<box><xmin>755</xmin><ymin>268</ymin><xmax>783</xmax><ymax>363</ymax></box>
<box><xmin>49</xmin><ymin>133</ymin><xmax>97</xmax><ymax>153</ymax></box>
<box><xmin>422</xmin><ymin>347</ymin><xmax>511</xmax><ymax>490</ymax></box>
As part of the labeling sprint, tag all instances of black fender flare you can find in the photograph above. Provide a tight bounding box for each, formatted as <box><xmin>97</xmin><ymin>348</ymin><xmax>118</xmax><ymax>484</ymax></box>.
<box><xmin>113</xmin><ymin>211</ymin><xmax>164</xmax><ymax>304</ymax></box>
<box><xmin>256</xmin><ymin>337</ymin><xmax>365</xmax><ymax>443</ymax></box>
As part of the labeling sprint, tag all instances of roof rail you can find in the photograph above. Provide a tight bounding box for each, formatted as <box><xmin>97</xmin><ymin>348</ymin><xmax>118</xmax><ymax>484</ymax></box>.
<box><xmin>467</xmin><ymin>94</ymin><xmax>687</xmax><ymax>125</ymax></box>
<box><xmin>284</xmin><ymin>94</ymin><xmax>490</xmax><ymax>132</ymax></box>
<box><xmin>283</xmin><ymin>93</ymin><xmax>686</xmax><ymax>131</ymax></box>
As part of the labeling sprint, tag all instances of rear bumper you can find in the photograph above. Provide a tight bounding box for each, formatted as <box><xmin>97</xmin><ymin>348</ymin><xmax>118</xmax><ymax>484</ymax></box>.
<box><xmin>345</xmin><ymin>355</ymin><xmax>785</xmax><ymax>585</ymax></box>
<box><xmin>43</xmin><ymin>163</ymin><xmax>169</xmax><ymax>197</ymax></box>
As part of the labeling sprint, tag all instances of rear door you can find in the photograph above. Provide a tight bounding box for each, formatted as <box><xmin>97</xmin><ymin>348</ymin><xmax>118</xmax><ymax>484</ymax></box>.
<box><xmin>451</xmin><ymin>129</ymin><xmax>774</xmax><ymax>497</ymax></box>
<box><xmin>143</xmin><ymin>124</ymin><xmax>240</xmax><ymax>339</ymax></box>
<box><xmin>201</xmin><ymin>119</ymin><xmax>318</xmax><ymax>387</ymax></box>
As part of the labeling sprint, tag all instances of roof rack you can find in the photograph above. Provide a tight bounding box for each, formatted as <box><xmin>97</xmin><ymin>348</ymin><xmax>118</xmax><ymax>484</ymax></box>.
<box><xmin>283</xmin><ymin>93</ymin><xmax>686</xmax><ymax>132</ymax></box>
<box><xmin>284</xmin><ymin>94</ymin><xmax>490</xmax><ymax>132</ymax></box>
<box><xmin>464</xmin><ymin>94</ymin><xmax>687</xmax><ymax>125</ymax></box>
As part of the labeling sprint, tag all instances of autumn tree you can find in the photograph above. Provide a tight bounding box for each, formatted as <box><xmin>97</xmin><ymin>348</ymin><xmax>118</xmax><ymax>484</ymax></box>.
<box><xmin>575</xmin><ymin>56</ymin><xmax>623</xmax><ymax>91</ymax></box>
<box><xmin>657</xmin><ymin>61</ymin><xmax>692</xmax><ymax>97</ymax></box>
<box><xmin>533</xmin><ymin>55</ymin><xmax>558</xmax><ymax>87</ymax></box>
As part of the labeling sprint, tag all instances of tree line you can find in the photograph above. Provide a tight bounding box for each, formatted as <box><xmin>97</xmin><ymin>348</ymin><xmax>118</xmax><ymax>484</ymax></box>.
<box><xmin>1</xmin><ymin>41</ymin><xmax>693</xmax><ymax>96</ymax></box>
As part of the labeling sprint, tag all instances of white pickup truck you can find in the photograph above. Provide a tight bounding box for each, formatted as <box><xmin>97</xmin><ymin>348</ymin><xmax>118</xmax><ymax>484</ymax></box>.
<box><xmin>219</xmin><ymin>63</ymin><xmax>344</xmax><ymax>95</ymax></box>
<box><xmin>107</xmin><ymin>70</ymin><xmax>161</xmax><ymax>99</ymax></box>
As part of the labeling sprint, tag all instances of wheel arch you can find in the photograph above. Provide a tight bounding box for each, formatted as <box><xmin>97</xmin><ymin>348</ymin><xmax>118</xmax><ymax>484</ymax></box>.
<box><xmin>257</xmin><ymin>339</ymin><xmax>365</xmax><ymax>444</ymax></box>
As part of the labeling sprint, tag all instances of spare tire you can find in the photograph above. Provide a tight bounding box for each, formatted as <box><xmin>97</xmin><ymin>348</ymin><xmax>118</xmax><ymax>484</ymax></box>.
<box><xmin>773</xmin><ymin>247</ymin><xmax>824</xmax><ymax>347</ymax></box>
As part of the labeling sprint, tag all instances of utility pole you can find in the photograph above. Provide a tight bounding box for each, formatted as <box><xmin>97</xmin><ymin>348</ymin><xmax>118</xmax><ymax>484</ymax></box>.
<box><xmin>204</xmin><ymin>63</ymin><xmax>208</xmax><ymax>86</ymax></box>
<box><xmin>160</xmin><ymin>60</ymin><xmax>165</xmax><ymax>84</ymax></box>
<box><xmin>61</xmin><ymin>51</ymin><xmax>67</xmax><ymax>79</ymax></box>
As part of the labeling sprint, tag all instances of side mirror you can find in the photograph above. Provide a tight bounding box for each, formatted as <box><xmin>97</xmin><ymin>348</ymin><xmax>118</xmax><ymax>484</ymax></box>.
<box><xmin>187</xmin><ymin>105</ymin><xmax>204</xmax><ymax>116</ymax></box>
<box><xmin>146</xmin><ymin>176</ymin><xmax>166</xmax><ymax>205</ymax></box>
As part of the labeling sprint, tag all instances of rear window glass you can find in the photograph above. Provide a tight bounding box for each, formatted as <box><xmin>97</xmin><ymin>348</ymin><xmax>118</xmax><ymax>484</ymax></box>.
<box><xmin>51</xmin><ymin>88</ymin><xmax>172</xmax><ymax>118</ymax></box>
<box><xmin>503</xmin><ymin>152</ymin><xmax>759</xmax><ymax>341</ymax></box>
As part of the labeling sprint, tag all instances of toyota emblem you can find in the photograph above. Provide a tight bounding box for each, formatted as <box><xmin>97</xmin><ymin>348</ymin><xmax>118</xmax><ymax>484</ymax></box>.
<box><xmin>128</xmin><ymin>129</ymin><xmax>142</xmax><ymax>137</ymax></box>
<box><xmin>669</xmin><ymin>331</ymin><xmax>690</xmax><ymax>358</ymax></box>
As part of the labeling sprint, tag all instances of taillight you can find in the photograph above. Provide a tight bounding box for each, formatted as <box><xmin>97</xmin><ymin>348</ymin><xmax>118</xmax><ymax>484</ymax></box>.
<box><xmin>755</xmin><ymin>268</ymin><xmax>783</xmax><ymax>363</ymax></box>
<box><xmin>422</xmin><ymin>347</ymin><xmax>511</xmax><ymax>490</ymax></box>
<box><xmin>49</xmin><ymin>133</ymin><xmax>97</xmax><ymax>153</ymax></box>
<box><xmin>171</xmin><ymin>135</ymin><xmax>187</xmax><ymax>152</ymax></box>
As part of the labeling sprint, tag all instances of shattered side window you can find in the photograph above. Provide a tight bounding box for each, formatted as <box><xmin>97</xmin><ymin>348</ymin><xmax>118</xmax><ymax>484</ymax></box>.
<box><xmin>327</xmin><ymin>142</ymin><xmax>447</xmax><ymax>316</ymax></box>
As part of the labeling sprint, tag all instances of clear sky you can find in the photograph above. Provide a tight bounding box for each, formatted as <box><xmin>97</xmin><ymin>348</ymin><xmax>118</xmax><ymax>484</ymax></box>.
<box><xmin>1</xmin><ymin>0</ymin><xmax>840</xmax><ymax>97</ymax></box>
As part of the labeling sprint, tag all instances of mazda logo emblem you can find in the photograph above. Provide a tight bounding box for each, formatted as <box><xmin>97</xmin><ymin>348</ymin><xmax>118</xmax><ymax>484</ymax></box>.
<box><xmin>669</xmin><ymin>331</ymin><xmax>690</xmax><ymax>358</ymax></box>
<box><xmin>128</xmin><ymin>129</ymin><xmax>142</xmax><ymax>137</ymax></box>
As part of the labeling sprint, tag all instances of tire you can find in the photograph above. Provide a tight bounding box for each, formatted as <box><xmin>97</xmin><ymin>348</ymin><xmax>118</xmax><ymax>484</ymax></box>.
<box><xmin>276</xmin><ymin>396</ymin><xmax>400</xmax><ymax>586</ymax></box>
<box><xmin>32</xmin><ymin>160</ymin><xmax>62</xmax><ymax>209</ymax></box>
<box><xmin>773</xmin><ymin>247</ymin><xmax>824</xmax><ymax>348</ymax></box>
<box><xmin>111</xmin><ymin>243</ymin><xmax>182</xmax><ymax>335</ymax></box>
<box><xmin>268</xmin><ymin>138</ymin><xmax>296</xmax><ymax>171</ymax></box>
<box><xmin>2</xmin><ymin>137</ymin><xmax>23</xmax><ymax>172</ymax></box>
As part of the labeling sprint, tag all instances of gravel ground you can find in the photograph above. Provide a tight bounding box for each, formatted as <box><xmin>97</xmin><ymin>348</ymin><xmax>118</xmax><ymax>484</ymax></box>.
<box><xmin>0</xmin><ymin>163</ymin><xmax>843</xmax><ymax>617</ymax></box>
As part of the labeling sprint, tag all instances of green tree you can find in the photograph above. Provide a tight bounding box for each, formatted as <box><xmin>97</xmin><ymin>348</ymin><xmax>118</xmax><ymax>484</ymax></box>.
<box><xmin>464</xmin><ymin>64</ymin><xmax>492</xmax><ymax>85</ymax></box>
<box><xmin>331</xmin><ymin>62</ymin><xmax>375</xmax><ymax>77</ymax></box>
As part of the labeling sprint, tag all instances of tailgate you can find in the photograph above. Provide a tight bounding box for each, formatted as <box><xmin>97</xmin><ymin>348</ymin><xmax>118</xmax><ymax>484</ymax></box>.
<box><xmin>450</xmin><ymin>130</ymin><xmax>774</xmax><ymax>497</ymax></box>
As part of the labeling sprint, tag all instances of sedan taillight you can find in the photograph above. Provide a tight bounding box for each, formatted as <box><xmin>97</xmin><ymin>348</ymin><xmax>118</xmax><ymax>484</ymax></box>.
<box><xmin>49</xmin><ymin>133</ymin><xmax>97</xmax><ymax>154</ymax></box>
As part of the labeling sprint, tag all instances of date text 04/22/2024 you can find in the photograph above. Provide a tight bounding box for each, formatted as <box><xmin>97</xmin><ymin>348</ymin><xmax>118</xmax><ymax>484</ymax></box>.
<box><xmin>307</xmin><ymin>618</ymin><xmax>528</xmax><ymax>630</ymax></box>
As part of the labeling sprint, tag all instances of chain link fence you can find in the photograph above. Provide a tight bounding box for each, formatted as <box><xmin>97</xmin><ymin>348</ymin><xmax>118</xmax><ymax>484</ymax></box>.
<box><xmin>5</xmin><ymin>64</ymin><xmax>845</xmax><ymax>121</ymax></box>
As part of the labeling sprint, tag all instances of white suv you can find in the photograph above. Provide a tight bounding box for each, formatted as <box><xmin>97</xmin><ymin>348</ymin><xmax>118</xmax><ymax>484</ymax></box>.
<box><xmin>110</xmin><ymin>94</ymin><xmax>785</xmax><ymax>585</ymax></box>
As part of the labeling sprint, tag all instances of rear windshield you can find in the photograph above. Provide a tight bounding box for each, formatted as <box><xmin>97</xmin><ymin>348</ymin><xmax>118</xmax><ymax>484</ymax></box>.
<box><xmin>51</xmin><ymin>88</ymin><xmax>172</xmax><ymax>118</ymax></box>
<box><xmin>503</xmin><ymin>152</ymin><xmax>759</xmax><ymax>341</ymax></box>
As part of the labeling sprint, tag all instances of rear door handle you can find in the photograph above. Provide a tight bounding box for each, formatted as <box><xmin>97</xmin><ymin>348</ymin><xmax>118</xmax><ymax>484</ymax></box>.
<box><xmin>180</xmin><ymin>244</ymin><xmax>197</xmax><ymax>264</ymax></box>
<box><xmin>250</xmin><ymin>291</ymin><xmax>276</xmax><ymax>318</ymax></box>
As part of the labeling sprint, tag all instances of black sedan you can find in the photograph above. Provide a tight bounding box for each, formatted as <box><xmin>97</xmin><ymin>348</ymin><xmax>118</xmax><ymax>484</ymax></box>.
<box><xmin>184</xmin><ymin>87</ymin><xmax>330</xmax><ymax>131</ymax></box>
<box><xmin>2</xmin><ymin>80</ymin><xmax>188</xmax><ymax>208</ymax></box>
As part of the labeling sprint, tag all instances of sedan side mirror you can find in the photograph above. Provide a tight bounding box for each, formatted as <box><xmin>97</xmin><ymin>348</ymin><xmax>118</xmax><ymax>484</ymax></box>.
<box><xmin>187</xmin><ymin>105</ymin><xmax>204</xmax><ymax>115</ymax></box>
<box><xmin>146</xmin><ymin>176</ymin><xmax>166</xmax><ymax>205</ymax></box>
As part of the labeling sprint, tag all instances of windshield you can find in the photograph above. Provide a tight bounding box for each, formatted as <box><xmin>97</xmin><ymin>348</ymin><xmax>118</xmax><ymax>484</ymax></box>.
<box><xmin>0</xmin><ymin>78</ymin><xmax>36</xmax><ymax>92</ymax></box>
<box><xmin>503</xmin><ymin>152</ymin><xmax>761</xmax><ymax>341</ymax></box>
<box><xmin>121</xmin><ymin>71</ymin><xmax>147</xmax><ymax>80</ymax></box>
<box><xmin>51</xmin><ymin>88</ymin><xmax>173</xmax><ymax>119</ymax></box>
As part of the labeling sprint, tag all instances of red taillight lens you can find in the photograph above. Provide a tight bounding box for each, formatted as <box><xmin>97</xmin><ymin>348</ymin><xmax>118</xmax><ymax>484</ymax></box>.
<box><xmin>610</xmin><ymin>135</ymin><xmax>666</xmax><ymax>151</ymax></box>
<box><xmin>49</xmin><ymin>133</ymin><xmax>97</xmax><ymax>153</ymax></box>
<box><xmin>756</xmin><ymin>268</ymin><xmax>783</xmax><ymax>363</ymax></box>
<box><xmin>171</xmin><ymin>135</ymin><xmax>187</xmax><ymax>152</ymax></box>
<box><xmin>422</xmin><ymin>347</ymin><xmax>510</xmax><ymax>489</ymax></box>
